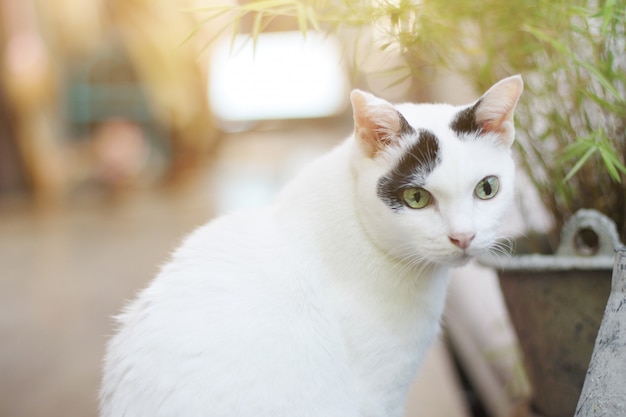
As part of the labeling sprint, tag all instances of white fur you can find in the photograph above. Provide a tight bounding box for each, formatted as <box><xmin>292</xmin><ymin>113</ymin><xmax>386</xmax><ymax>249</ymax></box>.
<box><xmin>100</xmin><ymin>78</ymin><xmax>521</xmax><ymax>417</ymax></box>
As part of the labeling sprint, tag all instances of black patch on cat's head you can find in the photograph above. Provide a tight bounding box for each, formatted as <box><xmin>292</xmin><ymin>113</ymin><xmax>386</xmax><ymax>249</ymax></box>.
<box><xmin>450</xmin><ymin>100</ymin><xmax>482</xmax><ymax>138</ymax></box>
<box><xmin>397</xmin><ymin>110</ymin><xmax>414</xmax><ymax>137</ymax></box>
<box><xmin>377</xmin><ymin>130</ymin><xmax>441</xmax><ymax>211</ymax></box>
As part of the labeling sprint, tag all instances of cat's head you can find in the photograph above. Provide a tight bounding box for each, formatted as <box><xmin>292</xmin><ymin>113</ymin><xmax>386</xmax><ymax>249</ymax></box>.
<box><xmin>350</xmin><ymin>76</ymin><xmax>523</xmax><ymax>267</ymax></box>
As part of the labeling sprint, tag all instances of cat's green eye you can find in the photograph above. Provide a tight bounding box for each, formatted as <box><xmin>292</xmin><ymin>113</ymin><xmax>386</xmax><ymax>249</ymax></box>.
<box><xmin>401</xmin><ymin>187</ymin><xmax>432</xmax><ymax>209</ymax></box>
<box><xmin>475</xmin><ymin>176</ymin><xmax>500</xmax><ymax>200</ymax></box>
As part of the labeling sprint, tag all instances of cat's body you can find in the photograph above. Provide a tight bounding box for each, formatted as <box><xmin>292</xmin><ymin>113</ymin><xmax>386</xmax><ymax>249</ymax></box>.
<box><xmin>100</xmin><ymin>76</ymin><xmax>523</xmax><ymax>417</ymax></box>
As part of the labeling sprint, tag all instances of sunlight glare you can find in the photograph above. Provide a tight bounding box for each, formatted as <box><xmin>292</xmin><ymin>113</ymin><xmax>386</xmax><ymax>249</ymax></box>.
<box><xmin>209</xmin><ymin>31</ymin><xmax>349</xmax><ymax>123</ymax></box>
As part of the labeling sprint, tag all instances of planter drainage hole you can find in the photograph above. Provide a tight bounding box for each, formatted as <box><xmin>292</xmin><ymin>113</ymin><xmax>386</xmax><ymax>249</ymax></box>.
<box><xmin>574</xmin><ymin>227</ymin><xmax>600</xmax><ymax>256</ymax></box>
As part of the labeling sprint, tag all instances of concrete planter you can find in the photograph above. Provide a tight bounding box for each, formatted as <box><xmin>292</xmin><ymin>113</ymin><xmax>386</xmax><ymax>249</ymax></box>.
<box><xmin>574</xmin><ymin>246</ymin><xmax>626</xmax><ymax>417</ymax></box>
<box><xmin>480</xmin><ymin>210</ymin><xmax>623</xmax><ymax>417</ymax></box>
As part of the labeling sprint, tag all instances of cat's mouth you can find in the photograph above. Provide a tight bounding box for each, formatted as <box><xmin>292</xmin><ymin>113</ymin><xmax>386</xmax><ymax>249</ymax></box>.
<box><xmin>442</xmin><ymin>245</ymin><xmax>488</xmax><ymax>267</ymax></box>
<box><xmin>419</xmin><ymin>251</ymin><xmax>473</xmax><ymax>268</ymax></box>
<box><xmin>447</xmin><ymin>252</ymin><xmax>473</xmax><ymax>267</ymax></box>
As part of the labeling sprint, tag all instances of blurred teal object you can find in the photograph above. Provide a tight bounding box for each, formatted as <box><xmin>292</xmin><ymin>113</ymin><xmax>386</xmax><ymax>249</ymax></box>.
<box><xmin>63</xmin><ymin>41</ymin><xmax>165</xmax><ymax>148</ymax></box>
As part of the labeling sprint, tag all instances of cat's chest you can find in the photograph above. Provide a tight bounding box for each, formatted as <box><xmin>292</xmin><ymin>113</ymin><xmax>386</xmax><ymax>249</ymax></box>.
<box><xmin>322</xmin><ymin>264</ymin><xmax>450</xmax><ymax>415</ymax></box>
<box><xmin>330</xmin><ymin>267</ymin><xmax>447</xmax><ymax>355</ymax></box>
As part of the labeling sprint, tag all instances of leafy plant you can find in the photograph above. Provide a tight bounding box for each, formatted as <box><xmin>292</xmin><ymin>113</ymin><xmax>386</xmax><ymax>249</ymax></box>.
<box><xmin>194</xmin><ymin>0</ymin><xmax>626</xmax><ymax>246</ymax></box>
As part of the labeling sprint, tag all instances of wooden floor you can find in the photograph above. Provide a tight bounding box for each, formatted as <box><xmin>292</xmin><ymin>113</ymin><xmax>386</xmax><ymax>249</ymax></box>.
<box><xmin>0</xmin><ymin>117</ymin><xmax>468</xmax><ymax>417</ymax></box>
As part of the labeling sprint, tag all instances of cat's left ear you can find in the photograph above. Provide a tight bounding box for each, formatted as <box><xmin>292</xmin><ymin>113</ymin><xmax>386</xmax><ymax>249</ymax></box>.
<box><xmin>474</xmin><ymin>75</ymin><xmax>524</xmax><ymax>147</ymax></box>
<box><xmin>350</xmin><ymin>90</ymin><xmax>409</xmax><ymax>158</ymax></box>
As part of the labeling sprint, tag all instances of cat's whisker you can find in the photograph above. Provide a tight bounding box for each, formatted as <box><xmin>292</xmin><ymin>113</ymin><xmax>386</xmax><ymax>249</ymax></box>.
<box><xmin>388</xmin><ymin>245</ymin><xmax>435</xmax><ymax>278</ymax></box>
<box><xmin>496</xmin><ymin>235</ymin><xmax>515</xmax><ymax>253</ymax></box>
<box><xmin>388</xmin><ymin>242</ymin><xmax>427</xmax><ymax>262</ymax></box>
<box><xmin>483</xmin><ymin>236</ymin><xmax>515</xmax><ymax>261</ymax></box>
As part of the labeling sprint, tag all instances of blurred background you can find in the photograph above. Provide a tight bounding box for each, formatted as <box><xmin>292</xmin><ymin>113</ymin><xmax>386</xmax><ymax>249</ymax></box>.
<box><xmin>3</xmin><ymin>0</ymin><xmax>622</xmax><ymax>416</ymax></box>
<box><xmin>0</xmin><ymin>2</ymin><xmax>443</xmax><ymax>416</ymax></box>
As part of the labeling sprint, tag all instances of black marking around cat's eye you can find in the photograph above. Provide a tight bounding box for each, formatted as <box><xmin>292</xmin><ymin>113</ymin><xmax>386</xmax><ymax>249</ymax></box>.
<box><xmin>450</xmin><ymin>99</ymin><xmax>482</xmax><ymax>138</ymax></box>
<box><xmin>377</xmin><ymin>130</ymin><xmax>441</xmax><ymax>211</ymax></box>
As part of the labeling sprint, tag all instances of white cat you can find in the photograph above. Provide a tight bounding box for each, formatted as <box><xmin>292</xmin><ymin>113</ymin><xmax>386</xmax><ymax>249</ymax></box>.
<box><xmin>100</xmin><ymin>75</ymin><xmax>523</xmax><ymax>417</ymax></box>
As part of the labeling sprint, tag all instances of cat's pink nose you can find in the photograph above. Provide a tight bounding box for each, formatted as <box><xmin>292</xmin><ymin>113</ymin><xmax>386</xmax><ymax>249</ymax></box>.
<box><xmin>448</xmin><ymin>233</ymin><xmax>476</xmax><ymax>250</ymax></box>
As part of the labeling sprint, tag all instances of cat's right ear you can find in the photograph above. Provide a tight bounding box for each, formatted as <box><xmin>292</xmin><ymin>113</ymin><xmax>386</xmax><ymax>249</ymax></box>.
<box><xmin>350</xmin><ymin>90</ymin><xmax>407</xmax><ymax>158</ymax></box>
<box><xmin>474</xmin><ymin>75</ymin><xmax>524</xmax><ymax>147</ymax></box>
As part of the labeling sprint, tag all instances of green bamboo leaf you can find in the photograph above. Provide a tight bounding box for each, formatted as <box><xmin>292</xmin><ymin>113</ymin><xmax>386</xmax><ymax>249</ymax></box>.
<box><xmin>240</xmin><ymin>0</ymin><xmax>296</xmax><ymax>12</ymax></box>
<box><xmin>251</xmin><ymin>10</ymin><xmax>265</xmax><ymax>53</ymax></box>
<box><xmin>197</xmin><ymin>21</ymin><xmax>236</xmax><ymax>56</ymax></box>
<box><xmin>600</xmin><ymin>0</ymin><xmax>617</xmax><ymax>35</ymax></box>
<box><xmin>229</xmin><ymin>11</ymin><xmax>243</xmax><ymax>53</ymax></box>
<box><xmin>252</xmin><ymin>10</ymin><xmax>264</xmax><ymax>36</ymax></box>
<box><xmin>523</xmin><ymin>25</ymin><xmax>569</xmax><ymax>55</ymax></box>
<box><xmin>305</xmin><ymin>5</ymin><xmax>321</xmax><ymax>31</ymax></box>
<box><xmin>577</xmin><ymin>60</ymin><xmax>623</xmax><ymax>103</ymax></box>
<box><xmin>600</xmin><ymin>145</ymin><xmax>626</xmax><ymax>174</ymax></box>
<box><xmin>179</xmin><ymin>11</ymin><xmax>230</xmax><ymax>47</ymax></box>
<box><xmin>559</xmin><ymin>137</ymin><xmax>595</xmax><ymax>162</ymax></box>
<box><xmin>524</xmin><ymin>25</ymin><xmax>623</xmax><ymax>103</ymax></box>
<box><xmin>563</xmin><ymin>146</ymin><xmax>597</xmax><ymax>182</ymax></box>
<box><xmin>179</xmin><ymin>23</ymin><xmax>205</xmax><ymax>48</ymax></box>
<box><xmin>296</xmin><ymin>2</ymin><xmax>309</xmax><ymax>37</ymax></box>
<box><xmin>610</xmin><ymin>157</ymin><xmax>626</xmax><ymax>177</ymax></box>
<box><xmin>570</xmin><ymin>5</ymin><xmax>593</xmax><ymax>17</ymax></box>
<box><xmin>599</xmin><ymin>149</ymin><xmax>621</xmax><ymax>181</ymax></box>
<box><xmin>186</xmin><ymin>5</ymin><xmax>232</xmax><ymax>12</ymax></box>
<box><xmin>584</xmin><ymin>89</ymin><xmax>619</xmax><ymax>112</ymax></box>
<box><xmin>598</xmin><ymin>140</ymin><xmax>626</xmax><ymax>182</ymax></box>
<box><xmin>385</xmin><ymin>72</ymin><xmax>412</xmax><ymax>89</ymax></box>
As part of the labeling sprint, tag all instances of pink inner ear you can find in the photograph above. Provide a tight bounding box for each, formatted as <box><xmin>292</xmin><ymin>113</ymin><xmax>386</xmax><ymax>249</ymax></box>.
<box><xmin>475</xmin><ymin>76</ymin><xmax>524</xmax><ymax>135</ymax></box>
<box><xmin>351</xmin><ymin>90</ymin><xmax>403</xmax><ymax>157</ymax></box>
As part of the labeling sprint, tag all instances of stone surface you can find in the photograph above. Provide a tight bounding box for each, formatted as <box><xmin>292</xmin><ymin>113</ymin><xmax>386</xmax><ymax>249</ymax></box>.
<box><xmin>575</xmin><ymin>247</ymin><xmax>626</xmax><ymax>417</ymax></box>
